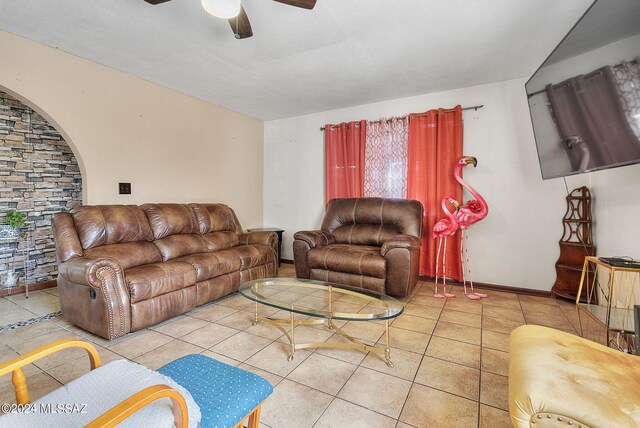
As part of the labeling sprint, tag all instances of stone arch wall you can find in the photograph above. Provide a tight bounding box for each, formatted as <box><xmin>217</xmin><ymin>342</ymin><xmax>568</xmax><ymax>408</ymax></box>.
<box><xmin>0</xmin><ymin>90</ymin><xmax>82</xmax><ymax>285</ymax></box>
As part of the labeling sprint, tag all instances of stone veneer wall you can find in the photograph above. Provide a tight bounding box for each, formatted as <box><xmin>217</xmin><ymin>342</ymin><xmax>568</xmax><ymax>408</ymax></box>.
<box><xmin>0</xmin><ymin>91</ymin><xmax>82</xmax><ymax>286</ymax></box>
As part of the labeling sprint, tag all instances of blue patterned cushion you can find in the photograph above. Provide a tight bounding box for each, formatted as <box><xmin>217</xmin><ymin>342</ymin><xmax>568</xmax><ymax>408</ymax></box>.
<box><xmin>158</xmin><ymin>354</ymin><xmax>273</xmax><ymax>428</ymax></box>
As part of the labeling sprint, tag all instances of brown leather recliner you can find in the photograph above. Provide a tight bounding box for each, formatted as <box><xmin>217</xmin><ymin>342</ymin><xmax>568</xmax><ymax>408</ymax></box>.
<box><xmin>293</xmin><ymin>198</ymin><xmax>423</xmax><ymax>297</ymax></box>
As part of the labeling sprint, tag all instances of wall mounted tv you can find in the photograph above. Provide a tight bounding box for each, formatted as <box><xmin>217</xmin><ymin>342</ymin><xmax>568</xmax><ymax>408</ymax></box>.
<box><xmin>526</xmin><ymin>0</ymin><xmax>640</xmax><ymax>180</ymax></box>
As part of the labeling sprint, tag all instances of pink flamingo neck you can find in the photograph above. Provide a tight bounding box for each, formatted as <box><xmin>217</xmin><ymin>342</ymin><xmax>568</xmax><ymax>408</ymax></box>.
<box><xmin>442</xmin><ymin>198</ymin><xmax>459</xmax><ymax>227</ymax></box>
<box><xmin>454</xmin><ymin>162</ymin><xmax>488</xmax><ymax>216</ymax></box>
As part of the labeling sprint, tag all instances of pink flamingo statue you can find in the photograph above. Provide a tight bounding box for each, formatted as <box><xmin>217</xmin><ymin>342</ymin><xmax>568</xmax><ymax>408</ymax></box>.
<box><xmin>454</xmin><ymin>156</ymin><xmax>489</xmax><ymax>300</ymax></box>
<box><xmin>432</xmin><ymin>196</ymin><xmax>461</xmax><ymax>299</ymax></box>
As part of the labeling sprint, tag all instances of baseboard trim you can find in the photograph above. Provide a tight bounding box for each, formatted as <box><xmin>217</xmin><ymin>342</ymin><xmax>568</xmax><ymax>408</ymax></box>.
<box><xmin>418</xmin><ymin>275</ymin><xmax>552</xmax><ymax>297</ymax></box>
<box><xmin>277</xmin><ymin>262</ymin><xmax>550</xmax><ymax>297</ymax></box>
<box><xmin>0</xmin><ymin>280</ymin><xmax>57</xmax><ymax>298</ymax></box>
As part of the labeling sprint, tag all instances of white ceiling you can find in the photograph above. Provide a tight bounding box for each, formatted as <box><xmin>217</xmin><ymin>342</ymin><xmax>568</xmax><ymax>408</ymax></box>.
<box><xmin>0</xmin><ymin>0</ymin><xmax>593</xmax><ymax>120</ymax></box>
<box><xmin>546</xmin><ymin>0</ymin><xmax>640</xmax><ymax>65</ymax></box>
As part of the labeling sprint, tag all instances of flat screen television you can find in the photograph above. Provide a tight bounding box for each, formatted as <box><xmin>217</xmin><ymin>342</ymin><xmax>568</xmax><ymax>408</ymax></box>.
<box><xmin>526</xmin><ymin>0</ymin><xmax>640</xmax><ymax>180</ymax></box>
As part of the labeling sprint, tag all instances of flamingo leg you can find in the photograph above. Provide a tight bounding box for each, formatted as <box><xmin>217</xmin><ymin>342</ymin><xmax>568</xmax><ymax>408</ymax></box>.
<box><xmin>465</xmin><ymin>228</ymin><xmax>488</xmax><ymax>299</ymax></box>
<box><xmin>462</xmin><ymin>228</ymin><xmax>481</xmax><ymax>300</ymax></box>
<box><xmin>434</xmin><ymin>237</ymin><xmax>445</xmax><ymax>298</ymax></box>
<box><xmin>443</xmin><ymin>237</ymin><xmax>456</xmax><ymax>299</ymax></box>
<box><xmin>460</xmin><ymin>229</ymin><xmax>469</xmax><ymax>295</ymax></box>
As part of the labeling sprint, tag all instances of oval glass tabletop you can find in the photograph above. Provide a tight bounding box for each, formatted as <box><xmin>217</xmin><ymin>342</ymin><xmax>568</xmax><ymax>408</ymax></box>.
<box><xmin>238</xmin><ymin>277</ymin><xmax>404</xmax><ymax>321</ymax></box>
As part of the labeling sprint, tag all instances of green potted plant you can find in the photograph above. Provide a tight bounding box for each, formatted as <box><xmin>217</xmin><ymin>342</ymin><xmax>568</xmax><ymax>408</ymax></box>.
<box><xmin>1</xmin><ymin>210</ymin><xmax>27</xmax><ymax>238</ymax></box>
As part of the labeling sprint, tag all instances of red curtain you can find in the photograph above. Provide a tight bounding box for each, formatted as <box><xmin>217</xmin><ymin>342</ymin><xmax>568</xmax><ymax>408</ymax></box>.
<box><xmin>407</xmin><ymin>106</ymin><xmax>463</xmax><ymax>280</ymax></box>
<box><xmin>325</xmin><ymin>120</ymin><xmax>366</xmax><ymax>204</ymax></box>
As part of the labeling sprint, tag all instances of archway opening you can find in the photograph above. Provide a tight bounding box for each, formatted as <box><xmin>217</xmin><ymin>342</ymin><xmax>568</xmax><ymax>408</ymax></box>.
<box><xmin>0</xmin><ymin>90</ymin><xmax>83</xmax><ymax>290</ymax></box>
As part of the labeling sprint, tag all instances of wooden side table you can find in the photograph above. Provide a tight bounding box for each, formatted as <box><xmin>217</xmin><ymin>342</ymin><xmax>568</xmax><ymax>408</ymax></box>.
<box><xmin>247</xmin><ymin>227</ymin><xmax>284</xmax><ymax>267</ymax></box>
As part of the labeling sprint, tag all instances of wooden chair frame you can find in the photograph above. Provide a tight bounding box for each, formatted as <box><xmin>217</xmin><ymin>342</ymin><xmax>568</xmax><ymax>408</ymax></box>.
<box><xmin>0</xmin><ymin>338</ymin><xmax>188</xmax><ymax>428</ymax></box>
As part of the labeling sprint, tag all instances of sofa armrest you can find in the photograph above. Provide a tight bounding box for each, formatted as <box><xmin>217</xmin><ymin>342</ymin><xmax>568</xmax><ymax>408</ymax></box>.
<box><xmin>239</xmin><ymin>231</ymin><xmax>277</xmax><ymax>250</ymax></box>
<box><xmin>293</xmin><ymin>230</ymin><xmax>335</xmax><ymax>248</ymax></box>
<box><xmin>381</xmin><ymin>235</ymin><xmax>421</xmax><ymax>297</ymax></box>
<box><xmin>57</xmin><ymin>257</ymin><xmax>132</xmax><ymax>340</ymax></box>
<box><xmin>58</xmin><ymin>257</ymin><xmax>123</xmax><ymax>289</ymax></box>
<box><xmin>380</xmin><ymin>235</ymin><xmax>421</xmax><ymax>256</ymax></box>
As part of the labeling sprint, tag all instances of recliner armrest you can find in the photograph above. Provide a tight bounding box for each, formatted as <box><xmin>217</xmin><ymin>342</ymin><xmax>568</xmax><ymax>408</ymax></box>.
<box><xmin>380</xmin><ymin>235</ymin><xmax>421</xmax><ymax>256</ymax></box>
<box><xmin>293</xmin><ymin>230</ymin><xmax>336</xmax><ymax>248</ymax></box>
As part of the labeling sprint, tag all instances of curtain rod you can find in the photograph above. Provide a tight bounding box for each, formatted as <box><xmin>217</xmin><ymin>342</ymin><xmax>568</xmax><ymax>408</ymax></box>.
<box><xmin>320</xmin><ymin>104</ymin><xmax>484</xmax><ymax>131</ymax></box>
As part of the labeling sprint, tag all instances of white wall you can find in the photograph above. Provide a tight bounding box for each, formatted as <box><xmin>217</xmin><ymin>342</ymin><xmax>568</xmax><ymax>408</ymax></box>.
<box><xmin>265</xmin><ymin>78</ymin><xmax>573</xmax><ymax>291</ymax></box>
<box><xmin>565</xmin><ymin>164</ymin><xmax>640</xmax><ymax>260</ymax></box>
<box><xmin>0</xmin><ymin>30</ymin><xmax>265</xmax><ymax>228</ymax></box>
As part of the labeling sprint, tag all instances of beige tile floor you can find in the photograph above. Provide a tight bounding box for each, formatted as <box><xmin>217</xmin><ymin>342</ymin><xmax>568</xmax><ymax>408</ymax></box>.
<box><xmin>0</xmin><ymin>266</ymin><xmax>582</xmax><ymax>427</ymax></box>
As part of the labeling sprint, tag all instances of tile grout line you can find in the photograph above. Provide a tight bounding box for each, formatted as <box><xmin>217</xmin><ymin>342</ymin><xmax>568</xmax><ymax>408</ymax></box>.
<box><xmin>394</xmin><ymin>281</ymin><xmax>441</xmax><ymax>427</ymax></box>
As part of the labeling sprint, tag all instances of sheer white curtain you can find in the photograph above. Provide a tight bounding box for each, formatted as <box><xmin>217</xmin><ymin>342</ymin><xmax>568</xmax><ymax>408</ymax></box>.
<box><xmin>612</xmin><ymin>58</ymin><xmax>640</xmax><ymax>139</ymax></box>
<box><xmin>363</xmin><ymin>116</ymin><xmax>409</xmax><ymax>198</ymax></box>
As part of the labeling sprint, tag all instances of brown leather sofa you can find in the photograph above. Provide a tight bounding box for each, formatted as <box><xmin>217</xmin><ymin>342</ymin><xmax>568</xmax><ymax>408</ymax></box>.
<box><xmin>293</xmin><ymin>198</ymin><xmax>423</xmax><ymax>297</ymax></box>
<box><xmin>52</xmin><ymin>203</ymin><xmax>277</xmax><ymax>340</ymax></box>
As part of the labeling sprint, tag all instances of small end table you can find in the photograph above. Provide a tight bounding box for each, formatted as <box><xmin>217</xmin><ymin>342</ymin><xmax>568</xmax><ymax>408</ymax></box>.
<box><xmin>247</xmin><ymin>227</ymin><xmax>284</xmax><ymax>266</ymax></box>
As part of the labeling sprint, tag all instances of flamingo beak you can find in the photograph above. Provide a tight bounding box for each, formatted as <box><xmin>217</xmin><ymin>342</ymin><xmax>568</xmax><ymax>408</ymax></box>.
<box><xmin>452</xmin><ymin>200</ymin><xmax>461</xmax><ymax>210</ymax></box>
<box><xmin>465</xmin><ymin>156</ymin><xmax>478</xmax><ymax>167</ymax></box>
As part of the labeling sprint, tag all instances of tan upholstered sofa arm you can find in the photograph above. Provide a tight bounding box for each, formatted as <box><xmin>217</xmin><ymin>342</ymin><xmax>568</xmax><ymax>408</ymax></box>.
<box><xmin>380</xmin><ymin>235</ymin><xmax>421</xmax><ymax>256</ymax></box>
<box><xmin>293</xmin><ymin>230</ymin><xmax>335</xmax><ymax>248</ymax></box>
<box><xmin>509</xmin><ymin>325</ymin><xmax>640</xmax><ymax>428</ymax></box>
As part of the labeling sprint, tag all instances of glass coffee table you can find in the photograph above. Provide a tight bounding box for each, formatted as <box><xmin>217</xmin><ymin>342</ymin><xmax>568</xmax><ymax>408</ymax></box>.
<box><xmin>238</xmin><ymin>278</ymin><xmax>404</xmax><ymax>367</ymax></box>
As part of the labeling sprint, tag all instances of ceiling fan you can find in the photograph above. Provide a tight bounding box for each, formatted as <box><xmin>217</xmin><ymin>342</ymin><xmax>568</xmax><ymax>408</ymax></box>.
<box><xmin>143</xmin><ymin>0</ymin><xmax>317</xmax><ymax>39</ymax></box>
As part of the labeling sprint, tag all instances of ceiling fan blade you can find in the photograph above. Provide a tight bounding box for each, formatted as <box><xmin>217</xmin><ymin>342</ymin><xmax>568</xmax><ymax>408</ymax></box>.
<box><xmin>273</xmin><ymin>0</ymin><xmax>316</xmax><ymax>9</ymax></box>
<box><xmin>144</xmin><ymin>0</ymin><xmax>172</xmax><ymax>4</ymax></box>
<box><xmin>228</xmin><ymin>4</ymin><xmax>253</xmax><ymax>39</ymax></box>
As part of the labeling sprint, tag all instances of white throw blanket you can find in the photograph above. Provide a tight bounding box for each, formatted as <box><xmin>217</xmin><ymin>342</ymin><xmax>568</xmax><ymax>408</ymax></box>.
<box><xmin>0</xmin><ymin>359</ymin><xmax>201</xmax><ymax>427</ymax></box>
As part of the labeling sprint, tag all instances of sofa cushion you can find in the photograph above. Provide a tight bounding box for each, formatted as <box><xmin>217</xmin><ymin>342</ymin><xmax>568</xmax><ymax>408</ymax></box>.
<box><xmin>331</xmin><ymin>224</ymin><xmax>402</xmax><ymax>247</ymax></box>
<box><xmin>307</xmin><ymin>244</ymin><xmax>386</xmax><ymax>278</ymax></box>
<box><xmin>154</xmin><ymin>234</ymin><xmax>209</xmax><ymax>261</ymax></box>
<box><xmin>73</xmin><ymin>205</ymin><xmax>155</xmax><ymax>249</ymax></box>
<box><xmin>190</xmin><ymin>203</ymin><xmax>242</xmax><ymax>234</ymax></box>
<box><xmin>228</xmin><ymin>244</ymin><xmax>274</xmax><ymax>270</ymax></box>
<box><xmin>201</xmin><ymin>231</ymin><xmax>240</xmax><ymax>252</ymax></box>
<box><xmin>309</xmin><ymin>269</ymin><xmax>386</xmax><ymax>294</ymax></box>
<box><xmin>175</xmin><ymin>250</ymin><xmax>242</xmax><ymax>282</ymax></box>
<box><xmin>321</xmin><ymin>198</ymin><xmax>423</xmax><ymax>246</ymax></box>
<box><xmin>84</xmin><ymin>241</ymin><xmax>162</xmax><ymax>270</ymax></box>
<box><xmin>125</xmin><ymin>261</ymin><xmax>197</xmax><ymax>303</ymax></box>
<box><xmin>142</xmin><ymin>203</ymin><xmax>200</xmax><ymax>239</ymax></box>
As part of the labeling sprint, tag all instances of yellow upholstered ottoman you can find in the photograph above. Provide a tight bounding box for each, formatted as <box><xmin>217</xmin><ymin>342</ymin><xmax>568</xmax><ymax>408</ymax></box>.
<box><xmin>508</xmin><ymin>325</ymin><xmax>640</xmax><ymax>428</ymax></box>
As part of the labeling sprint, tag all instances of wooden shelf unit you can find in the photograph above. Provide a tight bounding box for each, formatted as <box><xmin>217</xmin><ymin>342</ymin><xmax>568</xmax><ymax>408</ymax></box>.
<box><xmin>552</xmin><ymin>186</ymin><xmax>595</xmax><ymax>301</ymax></box>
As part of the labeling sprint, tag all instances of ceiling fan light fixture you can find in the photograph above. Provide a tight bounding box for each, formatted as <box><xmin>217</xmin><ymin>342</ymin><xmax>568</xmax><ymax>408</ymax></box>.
<box><xmin>201</xmin><ymin>0</ymin><xmax>241</xmax><ymax>19</ymax></box>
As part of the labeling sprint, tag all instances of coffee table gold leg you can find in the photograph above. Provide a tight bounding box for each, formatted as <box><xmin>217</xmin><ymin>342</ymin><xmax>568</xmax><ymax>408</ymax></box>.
<box><xmin>384</xmin><ymin>319</ymin><xmax>393</xmax><ymax>367</ymax></box>
<box><xmin>288</xmin><ymin>311</ymin><xmax>295</xmax><ymax>361</ymax></box>
<box><xmin>253</xmin><ymin>301</ymin><xmax>259</xmax><ymax>325</ymax></box>
<box><xmin>327</xmin><ymin>319</ymin><xmax>335</xmax><ymax>330</ymax></box>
